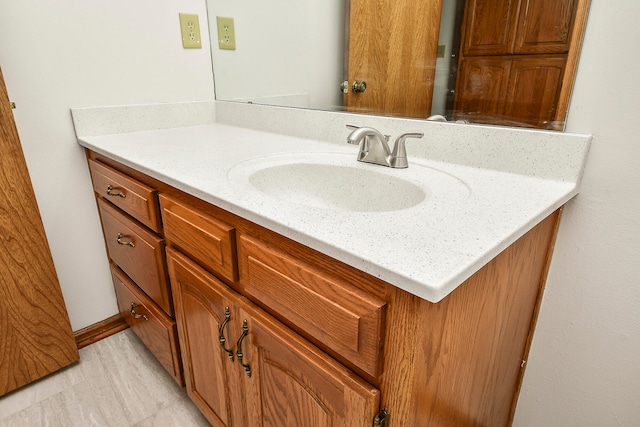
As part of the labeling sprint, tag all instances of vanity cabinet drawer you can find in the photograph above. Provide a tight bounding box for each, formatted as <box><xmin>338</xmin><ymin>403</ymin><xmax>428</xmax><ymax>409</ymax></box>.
<box><xmin>159</xmin><ymin>194</ymin><xmax>238</xmax><ymax>283</ymax></box>
<box><xmin>98</xmin><ymin>198</ymin><xmax>172</xmax><ymax>315</ymax></box>
<box><xmin>89</xmin><ymin>159</ymin><xmax>161</xmax><ymax>233</ymax></box>
<box><xmin>111</xmin><ymin>264</ymin><xmax>183</xmax><ymax>386</ymax></box>
<box><xmin>238</xmin><ymin>234</ymin><xmax>387</xmax><ymax>378</ymax></box>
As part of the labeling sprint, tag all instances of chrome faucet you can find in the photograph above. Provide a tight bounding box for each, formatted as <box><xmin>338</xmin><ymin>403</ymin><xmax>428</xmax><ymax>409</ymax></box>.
<box><xmin>346</xmin><ymin>124</ymin><xmax>423</xmax><ymax>168</ymax></box>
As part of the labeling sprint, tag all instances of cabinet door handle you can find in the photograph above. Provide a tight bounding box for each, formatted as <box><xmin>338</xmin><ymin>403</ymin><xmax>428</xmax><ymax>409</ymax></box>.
<box><xmin>236</xmin><ymin>320</ymin><xmax>251</xmax><ymax>377</ymax></box>
<box><xmin>218</xmin><ymin>307</ymin><xmax>234</xmax><ymax>361</ymax></box>
<box><xmin>116</xmin><ymin>233</ymin><xmax>135</xmax><ymax>248</ymax></box>
<box><xmin>130</xmin><ymin>303</ymin><xmax>148</xmax><ymax>321</ymax></box>
<box><xmin>106</xmin><ymin>185</ymin><xmax>126</xmax><ymax>198</ymax></box>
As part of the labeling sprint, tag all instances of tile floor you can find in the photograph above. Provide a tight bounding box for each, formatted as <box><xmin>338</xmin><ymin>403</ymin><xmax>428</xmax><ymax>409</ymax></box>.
<box><xmin>0</xmin><ymin>329</ymin><xmax>210</xmax><ymax>426</ymax></box>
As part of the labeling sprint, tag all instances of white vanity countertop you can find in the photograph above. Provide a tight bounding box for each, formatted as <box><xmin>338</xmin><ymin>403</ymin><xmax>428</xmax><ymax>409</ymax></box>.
<box><xmin>78</xmin><ymin>122</ymin><xmax>588</xmax><ymax>303</ymax></box>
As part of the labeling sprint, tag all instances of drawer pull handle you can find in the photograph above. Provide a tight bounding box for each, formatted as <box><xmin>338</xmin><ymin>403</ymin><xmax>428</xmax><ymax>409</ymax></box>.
<box><xmin>106</xmin><ymin>185</ymin><xmax>126</xmax><ymax>198</ymax></box>
<box><xmin>130</xmin><ymin>303</ymin><xmax>148</xmax><ymax>321</ymax></box>
<box><xmin>116</xmin><ymin>233</ymin><xmax>135</xmax><ymax>248</ymax></box>
<box><xmin>236</xmin><ymin>320</ymin><xmax>251</xmax><ymax>377</ymax></box>
<box><xmin>218</xmin><ymin>307</ymin><xmax>235</xmax><ymax>361</ymax></box>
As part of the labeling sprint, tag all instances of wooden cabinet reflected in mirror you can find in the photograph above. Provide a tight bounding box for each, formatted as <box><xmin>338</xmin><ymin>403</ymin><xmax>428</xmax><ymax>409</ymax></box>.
<box><xmin>451</xmin><ymin>0</ymin><xmax>588</xmax><ymax>129</ymax></box>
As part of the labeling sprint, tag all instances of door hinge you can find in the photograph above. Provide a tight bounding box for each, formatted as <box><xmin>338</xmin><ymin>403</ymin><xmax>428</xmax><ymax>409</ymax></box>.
<box><xmin>373</xmin><ymin>408</ymin><xmax>389</xmax><ymax>427</ymax></box>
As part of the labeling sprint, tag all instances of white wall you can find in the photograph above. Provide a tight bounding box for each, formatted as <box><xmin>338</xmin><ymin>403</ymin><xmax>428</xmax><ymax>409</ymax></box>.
<box><xmin>0</xmin><ymin>0</ymin><xmax>215</xmax><ymax>330</ymax></box>
<box><xmin>207</xmin><ymin>0</ymin><xmax>344</xmax><ymax>110</ymax></box>
<box><xmin>513</xmin><ymin>1</ymin><xmax>640</xmax><ymax>425</ymax></box>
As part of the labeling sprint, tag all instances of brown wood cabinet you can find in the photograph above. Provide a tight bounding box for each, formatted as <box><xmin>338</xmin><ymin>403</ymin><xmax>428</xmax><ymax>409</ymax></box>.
<box><xmin>462</xmin><ymin>0</ymin><xmax>577</xmax><ymax>56</ymax></box>
<box><xmin>454</xmin><ymin>0</ymin><xmax>582</xmax><ymax>128</ymax></box>
<box><xmin>168</xmin><ymin>248</ymin><xmax>380</xmax><ymax>427</ymax></box>
<box><xmin>111</xmin><ymin>265</ymin><xmax>182</xmax><ymax>384</ymax></box>
<box><xmin>462</xmin><ymin>0</ymin><xmax>522</xmax><ymax>56</ymax></box>
<box><xmin>0</xmin><ymin>68</ymin><xmax>78</xmax><ymax>397</ymax></box>
<box><xmin>160</xmin><ymin>194</ymin><xmax>238</xmax><ymax>283</ymax></box>
<box><xmin>237</xmin><ymin>234</ymin><xmax>386</xmax><ymax>379</ymax></box>
<box><xmin>87</xmin><ymin>154</ymin><xmax>183</xmax><ymax>386</ymax></box>
<box><xmin>455</xmin><ymin>55</ymin><xmax>566</xmax><ymax>127</ymax></box>
<box><xmin>167</xmin><ymin>248</ymin><xmax>242</xmax><ymax>426</ymax></box>
<box><xmin>86</xmin><ymin>152</ymin><xmax>564</xmax><ymax>426</ymax></box>
<box><xmin>97</xmin><ymin>198</ymin><xmax>173</xmax><ymax>315</ymax></box>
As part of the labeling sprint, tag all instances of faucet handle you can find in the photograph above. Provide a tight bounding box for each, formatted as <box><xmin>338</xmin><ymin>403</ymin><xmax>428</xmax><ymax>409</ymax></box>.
<box><xmin>392</xmin><ymin>132</ymin><xmax>424</xmax><ymax>156</ymax></box>
<box><xmin>345</xmin><ymin>124</ymin><xmax>362</xmax><ymax>145</ymax></box>
<box><xmin>390</xmin><ymin>132</ymin><xmax>424</xmax><ymax>168</ymax></box>
<box><xmin>346</xmin><ymin>124</ymin><xmax>390</xmax><ymax>146</ymax></box>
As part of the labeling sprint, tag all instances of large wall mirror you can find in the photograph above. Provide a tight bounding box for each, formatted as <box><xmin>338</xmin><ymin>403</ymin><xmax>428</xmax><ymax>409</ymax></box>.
<box><xmin>206</xmin><ymin>0</ymin><xmax>590</xmax><ymax>131</ymax></box>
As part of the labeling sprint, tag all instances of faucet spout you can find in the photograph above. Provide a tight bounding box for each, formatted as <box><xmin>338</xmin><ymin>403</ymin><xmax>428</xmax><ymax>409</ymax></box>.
<box><xmin>346</xmin><ymin>125</ymin><xmax>391</xmax><ymax>166</ymax></box>
<box><xmin>345</xmin><ymin>125</ymin><xmax>423</xmax><ymax>168</ymax></box>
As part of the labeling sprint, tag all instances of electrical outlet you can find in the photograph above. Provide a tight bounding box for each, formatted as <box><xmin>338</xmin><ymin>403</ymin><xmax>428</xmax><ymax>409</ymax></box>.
<box><xmin>216</xmin><ymin>17</ymin><xmax>236</xmax><ymax>50</ymax></box>
<box><xmin>179</xmin><ymin>13</ymin><xmax>202</xmax><ymax>49</ymax></box>
<box><xmin>437</xmin><ymin>45</ymin><xmax>446</xmax><ymax>58</ymax></box>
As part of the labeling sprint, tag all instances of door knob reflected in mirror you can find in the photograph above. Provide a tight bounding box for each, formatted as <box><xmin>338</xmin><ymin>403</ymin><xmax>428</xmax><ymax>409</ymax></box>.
<box><xmin>352</xmin><ymin>80</ymin><xmax>367</xmax><ymax>93</ymax></box>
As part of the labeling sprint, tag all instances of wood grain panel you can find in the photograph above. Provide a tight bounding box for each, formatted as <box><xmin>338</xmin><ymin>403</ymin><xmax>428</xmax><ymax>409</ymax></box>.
<box><xmin>0</xmin><ymin>68</ymin><xmax>78</xmax><ymax>396</ymax></box>
<box><xmin>160</xmin><ymin>194</ymin><xmax>238</xmax><ymax>283</ymax></box>
<box><xmin>514</xmin><ymin>0</ymin><xmax>578</xmax><ymax>54</ymax></box>
<box><xmin>240</xmin><ymin>300</ymin><xmax>380</xmax><ymax>427</ymax></box>
<box><xmin>461</xmin><ymin>0</ymin><xmax>521</xmax><ymax>55</ymax></box>
<box><xmin>167</xmin><ymin>248</ymin><xmax>244</xmax><ymax>427</ymax></box>
<box><xmin>98</xmin><ymin>198</ymin><xmax>172</xmax><ymax>315</ymax></box>
<box><xmin>74</xmin><ymin>314</ymin><xmax>128</xmax><ymax>350</ymax></box>
<box><xmin>346</xmin><ymin>0</ymin><xmax>443</xmax><ymax>118</ymax></box>
<box><xmin>88</xmin><ymin>159</ymin><xmax>161</xmax><ymax>232</ymax></box>
<box><xmin>238</xmin><ymin>234</ymin><xmax>386</xmax><ymax>379</ymax></box>
<box><xmin>453</xmin><ymin>56</ymin><xmax>511</xmax><ymax>123</ymax></box>
<box><xmin>504</xmin><ymin>56</ymin><xmax>566</xmax><ymax>128</ymax></box>
<box><xmin>111</xmin><ymin>265</ymin><xmax>183</xmax><ymax>386</ymax></box>
<box><xmin>380</xmin><ymin>210</ymin><xmax>561</xmax><ymax>426</ymax></box>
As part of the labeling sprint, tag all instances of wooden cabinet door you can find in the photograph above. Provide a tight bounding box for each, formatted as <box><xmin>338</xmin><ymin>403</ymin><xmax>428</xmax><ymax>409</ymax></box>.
<box><xmin>461</xmin><ymin>0</ymin><xmax>521</xmax><ymax>56</ymax></box>
<box><xmin>238</xmin><ymin>301</ymin><xmax>380</xmax><ymax>427</ymax></box>
<box><xmin>169</xmin><ymin>245</ymin><xmax>380</xmax><ymax>426</ymax></box>
<box><xmin>453</xmin><ymin>57</ymin><xmax>511</xmax><ymax>124</ymax></box>
<box><xmin>0</xmin><ymin>68</ymin><xmax>78</xmax><ymax>396</ymax></box>
<box><xmin>167</xmin><ymin>248</ymin><xmax>244</xmax><ymax>427</ymax></box>
<box><xmin>504</xmin><ymin>56</ymin><xmax>566</xmax><ymax>128</ymax></box>
<box><xmin>514</xmin><ymin>0</ymin><xmax>578</xmax><ymax>54</ymax></box>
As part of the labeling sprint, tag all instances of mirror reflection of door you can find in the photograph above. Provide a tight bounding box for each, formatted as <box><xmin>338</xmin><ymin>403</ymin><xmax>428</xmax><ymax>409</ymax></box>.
<box><xmin>344</xmin><ymin>0</ymin><xmax>444</xmax><ymax>119</ymax></box>
<box><xmin>345</xmin><ymin>0</ymin><xmax>588</xmax><ymax>129</ymax></box>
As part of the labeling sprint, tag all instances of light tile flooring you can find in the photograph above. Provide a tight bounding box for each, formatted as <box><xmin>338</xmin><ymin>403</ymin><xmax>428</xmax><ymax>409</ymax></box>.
<box><xmin>0</xmin><ymin>329</ymin><xmax>210</xmax><ymax>426</ymax></box>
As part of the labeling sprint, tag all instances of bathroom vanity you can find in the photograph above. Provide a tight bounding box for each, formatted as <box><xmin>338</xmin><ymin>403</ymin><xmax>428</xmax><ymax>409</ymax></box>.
<box><xmin>75</xmin><ymin>103</ymin><xmax>590</xmax><ymax>426</ymax></box>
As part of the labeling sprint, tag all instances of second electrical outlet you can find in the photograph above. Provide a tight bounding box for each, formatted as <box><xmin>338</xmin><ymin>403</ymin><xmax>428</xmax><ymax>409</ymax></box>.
<box><xmin>216</xmin><ymin>17</ymin><xmax>236</xmax><ymax>50</ymax></box>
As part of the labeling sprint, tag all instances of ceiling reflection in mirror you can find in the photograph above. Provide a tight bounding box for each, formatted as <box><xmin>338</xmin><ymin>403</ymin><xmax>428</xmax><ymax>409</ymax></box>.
<box><xmin>207</xmin><ymin>0</ymin><xmax>589</xmax><ymax>131</ymax></box>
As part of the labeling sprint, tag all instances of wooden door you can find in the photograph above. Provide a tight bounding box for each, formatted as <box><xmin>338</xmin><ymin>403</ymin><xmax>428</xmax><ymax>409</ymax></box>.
<box><xmin>345</xmin><ymin>0</ymin><xmax>443</xmax><ymax>119</ymax></box>
<box><xmin>239</xmin><ymin>301</ymin><xmax>380</xmax><ymax>427</ymax></box>
<box><xmin>0</xmin><ymin>68</ymin><xmax>79</xmax><ymax>396</ymax></box>
<box><xmin>167</xmin><ymin>248</ymin><xmax>244</xmax><ymax>427</ymax></box>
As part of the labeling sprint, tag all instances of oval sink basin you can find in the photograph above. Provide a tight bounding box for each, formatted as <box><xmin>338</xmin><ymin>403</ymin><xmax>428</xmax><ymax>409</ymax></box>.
<box><xmin>228</xmin><ymin>152</ymin><xmax>469</xmax><ymax>213</ymax></box>
<box><xmin>247</xmin><ymin>162</ymin><xmax>428</xmax><ymax>212</ymax></box>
